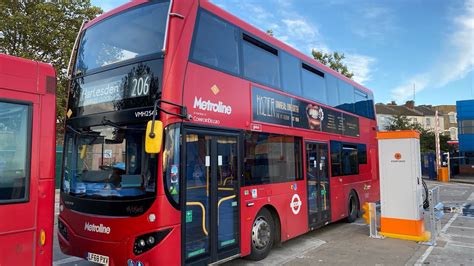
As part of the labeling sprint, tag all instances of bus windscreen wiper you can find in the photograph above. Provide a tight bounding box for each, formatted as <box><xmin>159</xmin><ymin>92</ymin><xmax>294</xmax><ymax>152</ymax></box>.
<box><xmin>101</xmin><ymin>118</ymin><xmax>145</xmax><ymax>131</ymax></box>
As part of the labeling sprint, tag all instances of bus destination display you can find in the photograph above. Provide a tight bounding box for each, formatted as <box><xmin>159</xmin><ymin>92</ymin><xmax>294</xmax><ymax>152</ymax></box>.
<box><xmin>252</xmin><ymin>86</ymin><xmax>359</xmax><ymax>137</ymax></box>
<box><xmin>78</xmin><ymin>74</ymin><xmax>151</xmax><ymax>107</ymax></box>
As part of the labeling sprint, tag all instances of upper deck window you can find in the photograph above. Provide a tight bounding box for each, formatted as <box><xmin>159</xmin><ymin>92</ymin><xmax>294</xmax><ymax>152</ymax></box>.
<box><xmin>302</xmin><ymin>63</ymin><xmax>327</xmax><ymax>105</ymax></box>
<box><xmin>242</xmin><ymin>34</ymin><xmax>280</xmax><ymax>88</ymax></box>
<box><xmin>75</xmin><ymin>1</ymin><xmax>169</xmax><ymax>75</ymax></box>
<box><xmin>191</xmin><ymin>11</ymin><xmax>240</xmax><ymax>75</ymax></box>
<box><xmin>354</xmin><ymin>89</ymin><xmax>369</xmax><ymax>118</ymax></box>
<box><xmin>337</xmin><ymin>81</ymin><xmax>355</xmax><ymax>113</ymax></box>
<box><xmin>281</xmin><ymin>52</ymin><xmax>302</xmax><ymax>95</ymax></box>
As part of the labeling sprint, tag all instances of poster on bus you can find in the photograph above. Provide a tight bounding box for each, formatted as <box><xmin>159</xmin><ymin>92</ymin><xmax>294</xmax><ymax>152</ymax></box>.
<box><xmin>252</xmin><ymin>86</ymin><xmax>359</xmax><ymax>137</ymax></box>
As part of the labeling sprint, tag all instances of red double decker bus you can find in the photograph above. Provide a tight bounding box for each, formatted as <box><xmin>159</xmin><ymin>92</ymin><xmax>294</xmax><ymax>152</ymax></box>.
<box><xmin>58</xmin><ymin>0</ymin><xmax>379</xmax><ymax>265</ymax></box>
<box><xmin>0</xmin><ymin>54</ymin><xmax>56</xmax><ymax>265</ymax></box>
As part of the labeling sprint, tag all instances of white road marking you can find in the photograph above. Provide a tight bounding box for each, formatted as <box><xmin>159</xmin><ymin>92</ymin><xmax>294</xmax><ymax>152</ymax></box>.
<box><xmin>53</xmin><ymin>257</ymin><xmax>83</xmax><ymax>265</ymax></box>
<box><xmin>456</xmin><ymin>215</ymin><xmax>474</xmax><ymax>220</ymax></box>
<box><xmin>416</xmin><ymin>246</ymin><xmax>434</xmax><ymax>265</ymax></box>
<box><xmin>446</xmin><ymin>234</ymin><xmax>474</xmax><ymax>239</ymax></box>
<box><xmin>467</xmin><ymin>192</ymin><xmax>474</xmax><ymax>202</ymax></box>
<box><xmin>416</xmin><ymin>213</ymin><xmax>460</xmax><ymax>265</ymax></box>
<box><xmin>449</xmin><ymin>243</ymin><xmax>474</xmax><ymax>249</ymax></box>
<box><xmin>449</xmin><ymin>226</ymin><xmax>474</xmax><ymax>230</ymax></box>
<box><xmin>441</xmin><ymin>213</ymin><xmax>459</xmax><ymax>233</ymax></box>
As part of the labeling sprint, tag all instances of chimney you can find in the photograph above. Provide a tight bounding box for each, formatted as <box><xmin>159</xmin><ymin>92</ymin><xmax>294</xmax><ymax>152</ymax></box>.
<box><xmin>405</xmin><ymin>100</ymin><xmax>415</xmax><ymax>109</ymax></box>
<box><xmin>388</xmin><ymin>101</ymin><xmax>397</xmax><ymax>105</ymax></box>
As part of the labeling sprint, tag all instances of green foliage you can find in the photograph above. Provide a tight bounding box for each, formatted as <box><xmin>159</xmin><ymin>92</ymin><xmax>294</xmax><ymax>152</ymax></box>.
<box><xmin>385</xmin><ymin>114</ymin><xmax>450</xmax><ymax>153</ymax></box>
<box><xmin>0</xmin><ymin>0</ymin><xmax>102</xmax><ymax>132</ymax></box>
<box><xmin>386</xmin><ymin>114</ymin><xmax>414</xmax><ymax>131</ymax></box>
<box><xmin>266</xmin><ymin>29</ymin><xmax>274</xmax><ymax>36</ymax></box>
<box><xmin>312</xmin><ymin>49</ymin><xmax>354</xmax><ymax>79</ymax></box>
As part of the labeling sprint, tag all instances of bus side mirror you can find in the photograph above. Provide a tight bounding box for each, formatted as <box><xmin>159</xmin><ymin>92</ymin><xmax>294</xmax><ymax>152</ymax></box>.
<box><xmin>145</xmin><ymin>120</ymin><xmax>163</xmax><ymax>154</ymax></box>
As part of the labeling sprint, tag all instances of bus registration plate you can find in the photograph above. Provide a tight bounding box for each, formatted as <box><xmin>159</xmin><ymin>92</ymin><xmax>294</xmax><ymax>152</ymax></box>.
<box><xmin>87</xmin><ymin>252</ymin><xmax>109</xmax><ymax>265</ymax></box>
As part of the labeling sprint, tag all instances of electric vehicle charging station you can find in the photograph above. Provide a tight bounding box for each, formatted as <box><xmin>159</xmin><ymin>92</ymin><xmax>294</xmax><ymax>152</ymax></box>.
<box><xmin>377</xmin><ymin>131</ymin><xmax>430</xmax><ymax>242</ymax></box>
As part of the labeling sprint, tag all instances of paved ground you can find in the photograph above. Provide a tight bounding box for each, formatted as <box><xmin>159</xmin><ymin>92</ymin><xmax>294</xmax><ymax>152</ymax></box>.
<box><xmin>53</xmin><ymin>181</ymin><xmax>474</xmax><ymax>265</ymax></box>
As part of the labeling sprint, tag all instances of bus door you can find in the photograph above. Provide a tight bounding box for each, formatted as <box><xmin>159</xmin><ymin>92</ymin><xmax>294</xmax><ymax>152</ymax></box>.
<box><xmin>306</xmin><ymin>142</ymin><xmax>330</xmax><ymax>229</ymax></box>
<box><xmin>182</xmin><ymin>129</ymin><xmax>240</xmax><ymax>265</ymax></box>
<box><xmin>0</xmin><ymin>98</ymin><xmax>35</xmax><ymax>265</ymax></box>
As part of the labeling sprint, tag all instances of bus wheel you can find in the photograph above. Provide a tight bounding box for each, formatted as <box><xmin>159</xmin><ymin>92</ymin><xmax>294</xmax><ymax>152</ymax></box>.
<box><xmin>346</xmin><ymin>191</ymin><xmax>359</xmax><ymax>223</ymax></box>
<box><xmin>247</xmin><ymin>208</ymin><xmax>274</xmax><ymax>261</ymax></box>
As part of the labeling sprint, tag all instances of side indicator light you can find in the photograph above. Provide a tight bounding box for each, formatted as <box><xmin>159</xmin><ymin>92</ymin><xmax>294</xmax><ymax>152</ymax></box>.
<box><xmin>40</xmin><ymin>229</ymin><xmax>46</xmax><ymax>246</ymax></box>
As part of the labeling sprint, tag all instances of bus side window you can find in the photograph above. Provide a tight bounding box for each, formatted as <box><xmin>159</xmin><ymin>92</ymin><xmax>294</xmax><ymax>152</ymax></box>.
<box><xmin>0</xmin><ymin>101</ymin><xmax>31</xmax><ymax>203</ymax></box>
<box><xmin>191</xmin><ymin>11</ymin><xmax>240</xmax><ymax>75</ymax></box>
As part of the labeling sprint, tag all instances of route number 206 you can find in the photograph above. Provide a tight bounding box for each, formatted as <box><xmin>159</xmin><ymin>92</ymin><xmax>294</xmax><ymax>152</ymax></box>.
<box><xmin>131</xmin><ymin>75</ymin><xmax>151</xmax><ymax>97</ymax></box>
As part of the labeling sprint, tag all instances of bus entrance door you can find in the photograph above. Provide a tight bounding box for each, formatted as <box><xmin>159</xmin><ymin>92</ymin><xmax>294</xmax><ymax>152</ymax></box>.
<box><xmin>183</xmin><ymin>130</ymin><xmax>240</xmax><ymax>265</ymax></box>
<box><xmin>306</xmin><ymin>142</ymin><xmax>331</xmax><ymax>229</ymax></box>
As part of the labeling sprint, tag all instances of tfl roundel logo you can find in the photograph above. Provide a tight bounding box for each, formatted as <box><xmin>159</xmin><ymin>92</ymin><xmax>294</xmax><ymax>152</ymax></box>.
<box><xmin>394</xmin><ymin>152</ymin><xmax>402</xmax><ymax>160</ymax></box>
<box><xmin>290</xmin><ymin>194</ymin><xmax>302</xmax><ymax>215</ymax></box>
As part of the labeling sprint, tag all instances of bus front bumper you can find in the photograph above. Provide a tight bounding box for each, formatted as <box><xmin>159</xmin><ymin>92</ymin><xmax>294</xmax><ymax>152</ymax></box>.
<box><xmin>58</xmin><ymin>219</ymin><xmax>181</xmax><ymax>266</ymax></box>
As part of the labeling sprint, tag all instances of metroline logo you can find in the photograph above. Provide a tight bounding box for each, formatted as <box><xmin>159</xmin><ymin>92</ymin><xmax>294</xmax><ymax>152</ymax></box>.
<box><xmin>193</xmin><ymin>96</ymin><xmax>232</xmax><ymax>115</ymax></box>
<box><xmin>84</xmin><ymin>222</ymin><xmax>111</xmax><ymax>234</ymax></box>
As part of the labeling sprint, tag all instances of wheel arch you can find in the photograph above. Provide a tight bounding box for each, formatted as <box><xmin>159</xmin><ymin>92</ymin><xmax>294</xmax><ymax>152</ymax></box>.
<box><xmin>261</xmin><ymin>204</ymin><xmax>281</xmax><ymax>246</ymax></box>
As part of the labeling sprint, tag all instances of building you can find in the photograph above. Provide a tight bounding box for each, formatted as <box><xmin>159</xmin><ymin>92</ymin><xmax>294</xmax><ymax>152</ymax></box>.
<box><xmin>433</xmin><ymin>105</ymin><xmax>458</xmax><ymax>141</ymax></box>
<box><xmin>457</xmin><ymin>100</ymin><xmax>474</xmax><ymax>174</ymax></box>
<box><xmin>376</xmin><ymin>101</ymin><xmax>445</xmax><ymax>133</ymax></box>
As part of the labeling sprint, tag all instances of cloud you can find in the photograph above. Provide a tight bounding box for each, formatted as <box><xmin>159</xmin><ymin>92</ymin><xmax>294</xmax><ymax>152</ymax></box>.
<box><xmin>390</xmin><ymin>0</ymin><xmax>474</xmax><ymax>102</ymax></box>
<box><xmin>351</xmin><ymin>5</ymin><xmax>398</xmax><ymax>42</ymax></box>
<box><xmin>240</xmin><ymin>2</ymin><xmax>273</xmax><ymax>20</ymax></box>
<box><xmin>91</xmin><ymin>0</ymin><xmax>128</xmax><ymax>12</ymax></box>
<box><xmin>345</xmin><ymin>54</ymin><xmax>377</xmax><ymax>84</ymax></box>
<box><xmin>391</xmin><ymin>74</ymin><xmax>430</xmax><ymax>102</ymax></box>
<box><xmin>210</xmin><ymin>0</ymin><xmax>376</xmax><ymax>85</ymax></box>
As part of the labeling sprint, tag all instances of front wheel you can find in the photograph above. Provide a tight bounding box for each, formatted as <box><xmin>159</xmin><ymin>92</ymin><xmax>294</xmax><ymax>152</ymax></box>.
<box><xmin>246</xmin><ymin>208</ymin><xmax>274</xmax><ymax>261</ymax></box>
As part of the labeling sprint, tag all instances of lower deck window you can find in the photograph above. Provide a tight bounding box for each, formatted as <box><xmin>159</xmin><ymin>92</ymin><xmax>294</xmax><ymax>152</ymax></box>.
<box><xmin>0</xmin><ymin>101</ymin><xmax>31</xmax><ymax>203</ymax></box>
<box><xmin>331</xmin><ymin>141</ymin><xmax>363</xmax><ymax>176</ymax></box>
<box><xmin>243</xmin><ymin>132</ymin><xmax>302</xmax><ymax>186</ymax></box>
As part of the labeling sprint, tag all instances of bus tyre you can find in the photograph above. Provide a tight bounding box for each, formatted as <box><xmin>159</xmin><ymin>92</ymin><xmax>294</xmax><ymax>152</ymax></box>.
<box><xmin>247</xmin><ymin>208</ymin><xmax>274</xmax><ymax>261</ymax></box>
<box><xmin>346</xmin><ymin>191</ymin><xmax>359</xmax><ymax>223</ymax></box>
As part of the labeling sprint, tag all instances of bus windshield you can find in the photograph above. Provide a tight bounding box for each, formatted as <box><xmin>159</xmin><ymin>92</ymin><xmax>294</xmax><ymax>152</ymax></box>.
<box><xmin>74</xmin><ymin>1</ymin><xmax>170</xmax><ymax>75</ymax></box>
<box><xmin>62</xmin><ymin>125</ymin><xmax>157</xmax><ymax>200</ymax></box>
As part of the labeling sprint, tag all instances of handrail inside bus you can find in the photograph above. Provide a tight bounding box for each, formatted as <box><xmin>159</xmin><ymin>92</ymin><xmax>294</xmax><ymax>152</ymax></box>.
<box><xmin>218</xmin><ymin>195</ymin><xmax>236</xmax><ymax>225</ymax></box>
<box><xmin>186</xmin><ymin>201</ymin><xmax>208</xmax><ymax>236</ymax></box>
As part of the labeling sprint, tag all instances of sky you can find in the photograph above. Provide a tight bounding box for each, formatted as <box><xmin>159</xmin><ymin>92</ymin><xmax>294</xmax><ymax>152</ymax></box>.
<box><xmin>92</xmin><ymin>0</ymin><xmax>473</xmax><ymax>106</ymax></box>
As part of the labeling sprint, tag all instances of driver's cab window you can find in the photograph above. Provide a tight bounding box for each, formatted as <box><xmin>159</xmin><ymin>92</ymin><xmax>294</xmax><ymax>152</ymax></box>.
<box><xmin>0</xmin><ymin>101</ymin><xmax>31</xmax><ymax>203</ymax></box>
<box><xmin>62</xmin><ymin>125</ymin><xmax>157</xmax><ymax>198</ymax></box>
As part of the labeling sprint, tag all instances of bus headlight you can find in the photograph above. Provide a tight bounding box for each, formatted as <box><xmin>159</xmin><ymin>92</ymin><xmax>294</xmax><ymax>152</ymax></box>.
<box><xmin>58</xmin><ymin>220</ymin><xmax>69</xmax><ymax>240</ymax></box>
<box><xmin>133</xmin><ymin>228</ymin><xmax>172</xmax><ymax>255</ymax></box>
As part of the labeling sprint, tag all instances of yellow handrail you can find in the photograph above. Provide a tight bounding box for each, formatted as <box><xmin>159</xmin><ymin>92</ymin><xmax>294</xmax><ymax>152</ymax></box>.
<box><xmin>217</xmin><ymin>195</ymin><xmax>236</xmax><ymax>225</ymax></box>
<box><xmin>223</xmin><ymin>176</ymin><xmax>233</xmax><ymax>186</ymax></box>
<box><xmin>186</xmin><ymin>202</ymin><xmax>208</xmax><ymax>236</ymax></box>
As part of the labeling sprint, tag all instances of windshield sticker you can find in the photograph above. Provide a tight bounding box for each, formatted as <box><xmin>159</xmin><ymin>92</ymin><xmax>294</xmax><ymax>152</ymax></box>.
<box><xmin>251</xmin><ymin>189</ymin><xmax>257</xmax><ymax>199</ymax></box>
<box><xmin>186</xmin><ymin>210</ymin><xmax>193</xmax><ymax>223</ymax></box>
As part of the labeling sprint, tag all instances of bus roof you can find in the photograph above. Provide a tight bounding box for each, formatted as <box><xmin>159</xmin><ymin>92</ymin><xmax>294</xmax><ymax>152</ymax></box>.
<box><xmin>83</xmin><ymin>0</ymin><xmax>373</xmax><ymax>95</ymax></box>
<box><xmin>0</xmin><ymin>54</ymin><xmax>55</xmax><ymax>95</ymax></box>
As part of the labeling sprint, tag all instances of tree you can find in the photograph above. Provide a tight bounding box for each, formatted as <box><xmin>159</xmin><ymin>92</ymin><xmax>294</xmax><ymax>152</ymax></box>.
<box><xmin>0</xmin><ymin>1</ymin><xmax>102</xmax><ymax>136</ymax></box>
<box><xmin>266</xmin><ymin>29</ymin><xmax>274</xmax><ymax>36</ymax></box>
<box><xmin>385</xmin><ymin>114</ymin><xmax>450</xmax><ymax>153</ymax></box>
<box><xmin>312</xmin><ymin>49</ymin><xmax>354</xmax><ymax>79</ymax></box>
<box><xmin>386</xmin><ymin>114</ymin><xmax>414</xmax><ymax>131</ymax></box>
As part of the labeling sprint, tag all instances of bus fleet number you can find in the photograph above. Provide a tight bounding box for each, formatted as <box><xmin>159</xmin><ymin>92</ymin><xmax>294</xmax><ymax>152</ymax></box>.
<box><xmin>131</xmin><ymin>75</ymin><xmax>150</xmax><ymax>97</ymax></box>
